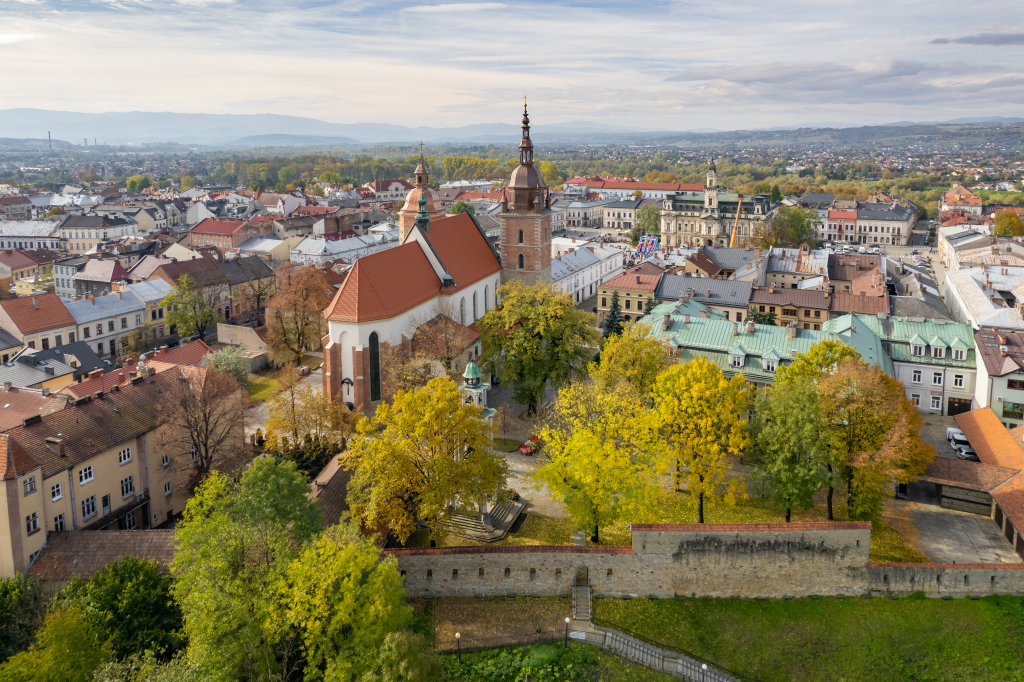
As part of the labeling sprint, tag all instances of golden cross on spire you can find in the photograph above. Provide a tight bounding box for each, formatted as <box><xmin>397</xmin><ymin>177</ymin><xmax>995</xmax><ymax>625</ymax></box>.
<box><xmin>524</xmin><ymin>95</ymin><xmax>527</xmax><ymax>108</ymax></box>
<box><xmin>418</xmin><ymin>141</ymin><xmax>424</xmax><ymax>157</ymax></box>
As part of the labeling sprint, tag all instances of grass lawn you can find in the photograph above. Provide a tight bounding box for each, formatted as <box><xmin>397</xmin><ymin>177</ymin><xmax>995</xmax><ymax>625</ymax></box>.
<box><xmin>492</xmin><ymin>438</ymin><xmax>522</xmax><ymax>453</ymax></box>
<box><xmin>397</xmin><ymin>491</ymin><xmax>929</xmax><ymax>563</ymax></box>
<box><xmin>594</xmin><ymin>595</ymin><xmax>1024</xmax><ymax>682</ymax></box>
<box><xmin>245</xmin><ymin>355</ymin><xmax>323</xmax><ymax>404</ymax></box>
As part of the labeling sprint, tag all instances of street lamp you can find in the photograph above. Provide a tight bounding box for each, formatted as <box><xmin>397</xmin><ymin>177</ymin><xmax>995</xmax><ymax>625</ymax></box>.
<box><xmin>455</xmin><ymin>632</ymin><xmax>461</xmax><ymax>663</ymax></box>
<box><xmin>564</xmin><ymin>617</ymin><xmax>571</xmax><ymax>649</ymax></box>
<box><xmin>702</xmin><ymin>663</ymin><xmax>707</xmax><ymax>681</ymax></box>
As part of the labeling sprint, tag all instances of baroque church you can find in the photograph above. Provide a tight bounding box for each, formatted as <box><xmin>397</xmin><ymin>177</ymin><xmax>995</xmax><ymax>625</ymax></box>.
<box><xmin>321</xmin><ymin>104</ymin><xmax>550</xmax><ymax>410</ymax></box>
<box><xmin>659</xmin><ymin>159</ymin><xmax>772</xmax><ymax>248</ymax></box>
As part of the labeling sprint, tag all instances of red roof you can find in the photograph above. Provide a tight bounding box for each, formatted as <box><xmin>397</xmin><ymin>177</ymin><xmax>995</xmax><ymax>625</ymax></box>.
<box><xmin>0</xmin><ymin>293</ymin><xmax>75</xmax><ymax>334</ymax></box>
<box><xmin>601</xmin><ymin>272</ymin><xmax>661</xmax><ymax>292</ymax></box>
<box><xmin>828</xmin><ymin>210</ymin><xmax>857</xmax><ymax>219</ymax></box>
<box><xmin>0</xmin><ymin>196</ymin><xmax>30</xmax><ymax>205</ymax></box>
<box><xmin>64</xmin><ymin>340</ymin><xmax>214</xmax><ymax>398</ymax></box>
<box><xmin>421</xmin><ymin>213</ymin><xmax>501</xmax><ymax>294</ymax></box>
<box><xmin>190</xmin><ymin>218</ymin><xmax>245</xmax><ymax>235</ymax></box>
<box><xmin>366</xmin><ymin>179</ymin><xmax>414</xmax><ymax>192</ymax></box>
<box><xmin>0</xmin><ymin>433</ymin><xmax>42</xmax><ymax>480</ymax></box>
<box><xmin>0</xmin><ymin>249</ymin><xmax>41</xmax><ymax>271</ymax></box>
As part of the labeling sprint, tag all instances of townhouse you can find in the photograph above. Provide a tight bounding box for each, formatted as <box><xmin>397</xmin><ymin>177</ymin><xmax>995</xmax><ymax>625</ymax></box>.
<box><xmin>123</xmin><ymin>279</ymin><xmax>173</xmax><ymax>339</ymax></box>
<box><xmin>822</xmin><ymin>209</ymin><xmax>856</xmax><ymax>243</ymax></box>
<box><xmin>0</xmin><ymin>294</ymin><xmax>78</xmax><ymax>353</ymax></box>
<box><xmin>944</xmin><ymin>265</ymin><xmax>1024</xmax><ymax>331</ymax></box>
<box><xmin>53</xmin><ymin>257</ymin><xmax>88</xmax><ymax>299</ymax></box>
<box><xmin>656</xmin><ymin>276</ymin><xmax>752</xmax><ymax>323</ymax></box>
<box><xmin>973</xmin><ymin>330</ymin><xmax>1024</xmax><ymax>428</ymax></box>
<box><xmin>602</xmin><ymin>198</ymin><xmax>644</xmax><ymax>231</ymax></box>
<box><xmin>0</xmin><ymin>351</ymin><xmax>76</xmax><ymax>391</ymax></box>
<box><xmin>59</xmin><ymin>216</ymin><xmax>139</xmax><ymax>254</ymax></box>
<box><xmin>0</xmin><ymin>367</ymin><xmax>245</xmax><ymax>577</ymax></box>
<box><xmin>71</xmin><ymin>259</ymin><xmax>130</xmax><ymax>297</ymax></box>
<box><xmin>854</xmin><ymin>202</ymin><xmax>914</xmax><ymax>246</ymax></box>
<box><xmin>0</xmin><ymin>196</ymin><xmax>31</xmax><ymax>221</ymax></box>
<box><xmin>189</xmin><ymin>218</ymin><xmax>269</xmax><ymax>255</ymax></box>
<box><xmin>148</xmin><ymin>257</ymin><xmax>231</xmax><ymax>320</ymax></box>
<box><xmin>0</xmin><ymin>221</ymin><xmax>62</xmax><ymax>251</ymax></box>
<box><xmin>855</xmin><ymin>314</ymin><xmax>977</xmax><ymax>416</ymax></box>
<box><xmin>551</xmin><ymin>245</ymin><xmax>625</xmax><ymax>304</ymax></box>
<box><xmin>596</xmin><ymin>267</ymin><xmax>662</xmax><ymax>321</ymax></box>
<box><xmin>749</xmin><ymin>287</ymin><xmax>830</xmax><ymax>330</ymax></box>
<box><xmin>65</xmin><ymin>291</ymin><xmax>146</xmax><ymax>359</ymax></box>
<box><xmin>0</xmin><ymin>250</ymin><xmax>46</xmax><ymax>289</ymax></box>
<box><xmin>289</xmin><ymin>230</ymin><xmax>401</xmax><ymax>265</ymax></box>
<box><xmin>216</xmin><ymin>257</ymin><xmax>276</xmax><ymax>324</ymax></box>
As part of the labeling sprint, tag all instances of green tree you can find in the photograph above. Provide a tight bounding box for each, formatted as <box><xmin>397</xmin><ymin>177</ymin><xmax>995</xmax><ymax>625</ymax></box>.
<box><xmin>278</xmin><ymin>165</ymin><xmax>298</xmax><ymax>187</ymax></box>
<box><xmin>478</xmin><ymin>281</ymin><xmax>599</xmax><ymax>414</ymax></box>
<box><xmin>535</xmin><ymin>382</ymin><xmax>665</xmax><ymax>542</ymax></box>
<box><xmin>172</xmin><ymin>459</ymin><xmax>323</xmax><ymax>682</ymax></box>
<box><xmin>126</xmin><ymin>175</ymin><xmax>153</xmax><ymax>193</ymax></box>
<box><xmin>770</xmin><ymin>185</ymin><xmax>782</xmax><ymax>202</ymax></box>
<box><xmin>0</xmin><ymin>608</ymin><xmax>110</xmax><ymax>682</ymax></box>
<box><xmin>161</xmin><ymin>275</ymin><xmax>218</xmax><ymax>340</ymax></box>
<box><xmin>179</xmin><ymin>176</ymin><xmax>196</xmax><ymax>191</ymax></box>
<box><xmin>634</xmin><ymin>204</ymin><xmax>660</xmax><ymax>236</ymax></box>
<box><xmin>358</xmin><ymin>633</ymin><xmax>440</xmax><ymax>682</ymax></box>
<box><xmin>746</xmin><ymin>306</ymin><xmax>776</xmax><ymax>326</ymax></box>
<box><xmin>94</xmin><ymin>651</ymin><xmax>198</xmax><ymax>682</ymax></box>
<box><xmin>58</xmin><ymin>557</ymin><xmax>183</xmax><ymax>660</ymax></box>
<box><xmin>994</xmin><ymin>209</ymin><xmax>1024</xmax><ymax>236</ymax></box>
<box><xmin>602</xmin><ymin>290</ymin><xmax>625</xmax><ymax>337</ymax></box>
<box><xmin>449</xmin><ymin>200</ymin><xmax>475</xmax><ymax>215</ymax></box>
<box><xmin>775</xmin><ymin>337</ymin><xmax>858</xmax><ymax>386</ymax></box>
<box><xmin>343</xmin><ymin>376</ymin><xmax>507</xmax><ymax>543</ymax></box>
<box><xmin>538</xmin><ymin>161</ymin><xmax>564</xmax><ymax>186</ymax></box>
<box><xmin>320</xmin><ymin>171</ymin><xmax>342</xmax><ymax>185</ymax></box>
<box><xmin>0</xmin><ymin>574</ymin><xmax>45</xmax><ymax>663</ymax></box>
<box><xmin>207</xmin><ymin>344</ymin><xmax>248</xmax><ymax>385</ymax></box>
<box><xmin>590</xmin><ymin>320</ymin><xmax>671</xmax><ymax>396</ymax></box>
<box><xmin>653</xmin><ymin>358</ymin><xmax>752</xmax><ymax>522</ymax></box>
<box><xmin>749</xmin><ymin>381</ymin><xmax>832</xmax><ymax>522</ymax></box>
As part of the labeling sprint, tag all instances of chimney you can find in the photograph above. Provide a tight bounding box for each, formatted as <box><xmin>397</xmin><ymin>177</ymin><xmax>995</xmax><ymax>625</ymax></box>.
<box><xmin>732</xmin><ymin>322</ymin><xmax>738</xmax><ymax>336</ymax></box>
<box><xmin>144</xmin><ymin>366</ymin><xmax>155</xmax><ymax>377</ymax></box>
<box><xmin>706</xmin><ymin>288</ymin><xmax>712</xmax><ymax>297</ymax></box>
<box><xmin>998</xmin><ymin>334</ymin><xmax>1007</xmax><ymax>345</ymax></box>
<box><xmin>662</xmin><ymin>314</ymin><xmax>670</xmax><ymax>331</ymax></box>
<box><xmin>769</xmin><ymin>287</ymin><xmax>775</xmax><ymax>293</ymax></box>
<box><xmin>1001</xmin><ymin>346</ymin><xmax>1008</xmax><ymax>357</ymax></box>
<box><xmin>41</xmin><ymin>388</ymin><xmax>49</xmax><ymax>397</ymax></box>
<box><xmin>115</xmin><ymin>291</ymin><xmax>122</xmax><ymax>299</ymax></box>
<box><xmin>94</xmin><ymin>390</ymin><xmax>104</xmax><ymax>399</ymax></box>
<box><xmin>87</xmin><ymin>295</ymin><xmax>94</xmax><ymax>304</ymax></box>
<box><xmin>1</xmin><ymin>382</ymin><xmax>7</xmax><ymax>391</ymax></box>
<box><xmin>636</xmin><ymin>275</ymin><xmax>641</xmax><ymax>284</ymax></box>
<box><xmin>87</xmin><ymin>368</ymin><xmax>104</xmax><ymax>380</ymax></box>
<box><xmin>789</xmin><ymin>325</ymin><xmax>796</xmax><ymax>338</ymax></box>
<box><xmin>58</xmin><ymin>441</ymin><xmax>65</xmax><ymax>457</ymax></box>
<box><xmin>746</xmin><ymin>321</ymin><xmax>755</xmax><ymax>333</ymax></box>
<box><xmin>31</xmin><ymin>296</ymin><xmax>38</xmax><ymax>309</ymax></box>
<box><xmin>699</xmin><ymin>310</ymin><xmax>707</xmax><ymax>318</ymax></box>
<box><xmin>684</xmin><ymin>314</ymin><xmax>690</xmax><ymax>324</ymax></box>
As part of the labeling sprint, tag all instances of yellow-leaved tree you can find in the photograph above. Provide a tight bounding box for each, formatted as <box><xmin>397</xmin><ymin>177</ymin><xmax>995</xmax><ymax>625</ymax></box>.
<box><xmin>534</xmin><ymin>382</ymin><xmax>665</xmax><ymax>542</ymax></box>
<box><xmin>590</xmin><ymin>321</ymin><xmax>672</xmax><ymax>396</ymax></box>
<box><xmin>653</xmin><ymin>357</ymin><xmax>752</xmax><ymax>522</ymax></box>
<box><xmin>342</xmin><ymin>377</ymin><xmax>508</xmax><ymax>543</ymax></box>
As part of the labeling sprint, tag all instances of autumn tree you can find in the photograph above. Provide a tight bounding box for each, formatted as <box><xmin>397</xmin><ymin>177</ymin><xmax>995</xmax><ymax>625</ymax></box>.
<box><xmin>746</xmin><ymin>306</ymin><xmax>776</xmax><ymax>326</ymax></box>
<box><xmin>590</xmin><ymin>321</ymin><xmax>671</xmax><ymax>396</ymax></box>
<box><xmin>405</xmin><ymin>300</ymin><xmax>476</xmax><ymax>379</ymax></box>
<box><xmin>266</xmin><ymin>265</ymin><xmax>333</xmax><ymax>365</ymax></box>
<box><xmin>179</xmin><ymin>176</ymin><xmax>196</xmax><ymax>191</ymax></box>
<box><xmin>264</xmin><ymin>377</ymin><xmax>356</xmax><ymax>478</ymax></box>
<box><xmin>0</xmin><ymin>608</ymin><xmax>110</xmax><ymax>682</ymax></box>
<box><xmin>379</xmin><ymin>343</ymin><xmax>432</xmax><ymax>403</ymax></box>
<box><xmin>653</xmin><ymin>357</ymin><xmax>752</xmax><ymax>522</ymax></box>
<box><xmin>207</xmin><ymin>344</ymin><xmax>249</xmax><ymax>385</ymax></box>
<box><xmin>635</xmin><ymin>204</ymin><xmax>661</xmax><ymax>236</ymax></box>
<box><xmin>161</xmin><ymin>275</ymin><xmax>218</xmax><ymax>341</ymax></box>
<box><xmin>159</xmin><ymin>367</ymin><xmax>246</xmax><ymax>490</ymax></box>
<box><xmin>342</xmin><ymin>377</ymin><xmax>508</xmax><ymax>543</ymax></box>
<box><xmin>775</xmin><ymin>337</ymin><xmax>858</xmax><ymax>385</ymax></box>
<box><xmin>478</xmin><ymin>281</ymin><xmax>599</xmax><ymax>414</ymax></box>
<box><xmin>126</xmin><ymin>175</ymin><xmax>152</xmax><ymax>193</ymax></box>
<box><xmin>995</xmin><ymin>209</ymin><xmax>1024</xmax><ymax>237</ymax></box>
<box><xmin>818</xmin><ymin>358</ymin><xmax>934</xmax><ymax>521</ymax></box>
<box><xmin>749</xmin><ymin>381</ymin><xmax>832</xmax><ymax>522</ymax></box>
<box><xmin>234</xmin><ymin>256</ymin><xmax>276</xmax><ymax>326</ymax></box>
<box><xmin>535</xmin><ymin>382</ymin><xmax>665</xmax><ymax>542</ymax></box>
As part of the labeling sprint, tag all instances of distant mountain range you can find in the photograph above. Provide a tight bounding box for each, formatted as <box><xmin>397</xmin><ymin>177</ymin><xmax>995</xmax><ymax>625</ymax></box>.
<box><xmin>0</xmin><ymin>109</ymin><xmax>1021</xmax><ymax>148</ymax></box>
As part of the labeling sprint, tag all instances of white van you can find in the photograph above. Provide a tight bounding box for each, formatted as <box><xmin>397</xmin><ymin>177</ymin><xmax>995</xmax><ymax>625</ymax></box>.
<box><xmin>858</xmin><ymin>246</ymin><xmax>867</xmax><ymax>254</ymax></box>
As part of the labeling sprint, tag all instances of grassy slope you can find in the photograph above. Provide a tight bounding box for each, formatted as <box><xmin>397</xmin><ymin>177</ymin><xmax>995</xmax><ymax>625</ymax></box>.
<box><xmin>595</xmin><ymin>596</ymin><xmax>1024</xmax><ymax>682</ymax></box>
<box><xmin>400</xmin><ymin>492</ymin><xmax>929</xmax><ymax>563</ymax></box>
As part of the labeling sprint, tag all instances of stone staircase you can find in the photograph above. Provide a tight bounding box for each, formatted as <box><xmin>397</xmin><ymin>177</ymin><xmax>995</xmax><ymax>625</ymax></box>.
<box><xmin>578</xmin><ymin>627</ymin><xmax>742</xmax><ymax>682</ymax></box>
<box><xmin>442</xmin><ymin>498</ymin><xmax>526</xmax><ymax>542</ymax></box>
<box><xmin>572</xmin><ymin>584</ymin><xmax>592</xmax><ymax>622</ymax></box>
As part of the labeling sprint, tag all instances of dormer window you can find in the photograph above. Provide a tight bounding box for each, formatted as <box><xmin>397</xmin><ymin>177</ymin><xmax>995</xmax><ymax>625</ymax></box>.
<box><xmin>932</xmin><ymin>347</ymin><xmax>945</xmax><ymax>359</ymax></box>
<box><xmin>730</xmin><ymin>355</ymin><xmax>744</xmax><ymax>368</ymax></box>
<box><xmin>911</xmin><ymin>345</ymin><xmax>924</xmax><ymax>356</ymax></box>
<box><xmin>953</xmin><ymin>349</ymin><xmax>966</xmax><ymax>361</ymax></box>
<box><xmin>762</xmin><ymin>359</ymin><xmax>777</xmax><ymax>373</ymax></box>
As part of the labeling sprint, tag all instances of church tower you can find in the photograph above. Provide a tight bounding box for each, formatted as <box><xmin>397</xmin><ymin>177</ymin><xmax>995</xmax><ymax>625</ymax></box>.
<box><xmin>705</xmin><ymin>155</ymin><xmax>719</xmax><ymax>210</ymax></box>
<box><xmin>499</xmin><ymin>102</ymin><xmax>552</xmax><ymax>287</ymax></box>
<box><xmin>398</xmin><ymin>145</ymin><xmax>445</xmax><ymax>242</ymax></box>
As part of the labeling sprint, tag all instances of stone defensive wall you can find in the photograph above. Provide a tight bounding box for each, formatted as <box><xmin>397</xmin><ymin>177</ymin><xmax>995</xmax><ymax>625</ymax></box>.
<box><xmin>386</xmin><ymin>522</ymin><xmax>1024</xmax><ymax>599</ymax></box>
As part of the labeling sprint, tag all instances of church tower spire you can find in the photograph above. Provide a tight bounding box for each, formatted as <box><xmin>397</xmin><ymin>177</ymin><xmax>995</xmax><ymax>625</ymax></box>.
<box><xmin>398</xmin><ymin>141</ymin><xmax>444</xmax><ymax>242</ymax></box>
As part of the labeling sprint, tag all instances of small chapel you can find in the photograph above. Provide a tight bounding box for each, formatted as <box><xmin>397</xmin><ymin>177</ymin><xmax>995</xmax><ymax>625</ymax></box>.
<box><xmin>322</xmin><ymin>104</ymin><xmax>551</xmax><ymax>411</ymax></box>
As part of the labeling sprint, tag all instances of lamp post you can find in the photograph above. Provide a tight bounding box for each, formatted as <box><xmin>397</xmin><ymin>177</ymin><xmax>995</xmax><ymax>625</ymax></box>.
<box><xmin>564</xmin><ymin>617</ymin><xmax>571</xmax><ymax>649</ymax></box>
<box><xmin>702</xmin><ymin>663</ymin><xmax>707</xmax><ymax>681</ymax></box>
<box><xmin>455</xmin><ymin>632</ymin><xmax>461</xmax><ymax>663</ymax></box>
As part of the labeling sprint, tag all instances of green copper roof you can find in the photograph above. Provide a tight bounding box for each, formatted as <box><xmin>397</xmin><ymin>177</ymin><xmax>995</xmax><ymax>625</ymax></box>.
<box><xmin>728</xmin><ymin>342</ymin><xmax>748</xmax><ymax>356</ymax></box>
<box><xmin>850</xmin><ymin>313</ymin><xmax>976</xmax><ymax>369</ymax></box>
<box><xmin>762</xmin><ymin>347</ymin><xmax>782</xmax><ymax>361</ymax></box>
<box><xmin>414</xmin><ymin>193</ymin><xmax>430</xmax><ymax>233</ymax></box>
<box><xmin>463</xmin><ymin>361</ymin><xmax>481</xmax><ymax>380</ymax></box>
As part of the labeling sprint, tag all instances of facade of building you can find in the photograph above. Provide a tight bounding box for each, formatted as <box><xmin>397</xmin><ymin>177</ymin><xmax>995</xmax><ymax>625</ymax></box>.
<box><xmin>597</xmin><ymin>271</ymin><xmax>661</xmax><ymax>321</ymax></box>
<box><xmin>65</xmin><ymin>291</ymin><xmax>146</xmax><ymax>359</ymax></box>
<box><xmin>550</xmin><ymin>245</ymin><xmax>625</xmax><ymax>303</ymax></box>
<box><xmin>602</xmin><ymin>198</ymin><xmax>644</xmax><ymax>231</ymax></box>
<box><xmin>0</xmin><ymin>294</ymin><xmax>78</xmax><ymax>352</ymax></box>
<box><xmin>58</xmin><ymin>216</ymin><xmax>139</xmax><ymax>254</ymax></box>
<box><xmin>660</xmin><ymin>161</ymin><xmax>772</xmax><ymax>248</ymax></box>
<box><xmin>749</xmin><ymin>286</ymin><xmax>830</xmax><ymax>330</ymax></box>
<box><xmin>0</xmin><ymin>221</ymin><xmax>62</xmax><ymax>251</ymax></box>
<box><xmin>655</xmin><ymin>275</ymin><xmax>752</xmax><ymax>322</ymax></box>
<box><xmin>854</xmin><ymin>203</ymin><xmax>914</xmax><ymax>246</ymax></box>
<box><xmin>973</xmin><ymin>329</ymin><xmax>1024</xmax><ymax>428</ymax></box>
<box><xmin>0</xmin><ymin>196</ymin><xmax>31</xmax><ymax>221</ymax></box>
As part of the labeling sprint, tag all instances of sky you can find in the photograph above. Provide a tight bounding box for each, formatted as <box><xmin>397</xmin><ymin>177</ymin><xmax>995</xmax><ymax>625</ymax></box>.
<box><xmin>1</xmin><ymin>0</ymin><xmax>1023</xmax><ymax>131</ymax></box>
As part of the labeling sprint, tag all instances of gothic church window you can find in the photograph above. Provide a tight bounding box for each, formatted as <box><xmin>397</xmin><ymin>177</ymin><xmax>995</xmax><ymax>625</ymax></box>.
<box><xmin>518</xmin><ymin>230</ymin><xmax>524</xmax><ymax>244</ymax></box>
<box><xmin>518</xmin><ymin>254</ymin><xmax>525</xmax><ymax>269</ymax></box>
<box><xmin>368</xmin><ymin>332</ymin><xmax>381</xmax><ymax>402</ymax></box>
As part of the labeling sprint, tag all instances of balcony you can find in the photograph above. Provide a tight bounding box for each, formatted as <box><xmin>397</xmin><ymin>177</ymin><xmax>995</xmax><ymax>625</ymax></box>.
<box><xmin>80</xmin><ymin>490</ymin><xmax>151</xmax><ymax>531</ymax></box>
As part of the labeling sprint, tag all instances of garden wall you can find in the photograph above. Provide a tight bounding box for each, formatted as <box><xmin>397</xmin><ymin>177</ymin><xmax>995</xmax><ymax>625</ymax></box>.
<box><xmin>868</xmin><ymin>562</ymin><xmax>1024</xmax><ymax>596</ymax></box>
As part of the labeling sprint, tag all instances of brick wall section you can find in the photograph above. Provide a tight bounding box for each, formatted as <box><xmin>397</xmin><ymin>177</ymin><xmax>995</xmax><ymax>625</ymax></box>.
<box><xmin>868</xmin><ymin>563</ymin><xmax>1024</xmax><ymax>596</ymax></box>
<box><xmin>939</xmin><ymin>486</ymin><xmax>993</xmax><ymax>515</ymax></box>
<box><xmin>322</xmin><ymin>333</ymin><xmax>341</xmax><ymax>405</ymax></box>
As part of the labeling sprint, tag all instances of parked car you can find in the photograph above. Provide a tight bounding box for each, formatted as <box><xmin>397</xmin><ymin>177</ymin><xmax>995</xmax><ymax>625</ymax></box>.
<box><xmin>950</xmin><ymin>434</ymin><xmax>970</xmax><ymax>450</ymax></box>
<box><xmin>519</xmin><ymin>436</ymin><xmax>543</xmax><ymax>456</ymax></box>
<box><xmin>911</xmin><ymin>249</ymin><xmax>919</xmax><ymax>255</ymax></box>
<box><xmin>946</xmin><ymin>427</ymin><xmax>965</xmax><ymax>442</ymax></box>
<box><xmin>960</xmin><ymin>452</ymin><xmax>981</xmax><ymax>462</ymax></box>
<box><xmin>956</xmin><ymin>446</ymin><xmax>977</xmax><ymax>459</ymax></box>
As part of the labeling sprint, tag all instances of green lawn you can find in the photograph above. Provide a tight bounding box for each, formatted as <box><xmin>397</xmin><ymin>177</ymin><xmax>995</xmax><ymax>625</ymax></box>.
<box><xmin>397</xmin><ymin>492</ymin><xmax>929</xmax><ymax>563</ymax></box>
<box><xmin>245</xmin><ymin>355</ymin><xmax>323</xmax><ymax>404</ymax></box>
<box><xmin>594</xmin><ymin>595</ymin><xmax>1024</xmax><ymax>682</ymax></box>
<box><xmin>492</xmin><ymin>438</ymin><xmax>522</xmax><ymax>453</ymax></box>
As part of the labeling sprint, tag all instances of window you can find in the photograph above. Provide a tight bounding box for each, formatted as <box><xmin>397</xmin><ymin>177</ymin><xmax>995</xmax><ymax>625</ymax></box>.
<box><xmin>162</xmin><ymin>454</ymin><xmax>170</xmax><ymax>467</ymax></box>
<box><xmin>1003</xmin><ymin>402</ymin><xmax>1024</xmax><ymax>420</ymax></box>
<box><xmin>151</xmin><ymin>310</ymin><xmax>157</xmax><ymax>321</ymax></box>
<box><xmin>518</xmin><ymin>230</ymin><xmax>524</xmax><ymax>244</ymax></box>
<box><xmin>1008</xmin><ymin>379</ymin><xmax>1024</xmax><ymax>390</ymax></box>
<box><xmin>932</xmin><ymin>347</ymin><xmax>945</xmax><ymax>359</ymax></box>
<box><xmin>118</xmin><ymin>447</ymin><xmax>131</xmax><ymax>465</ymax></box>
<box><xmin>624</xmin><ymin>299</ymin><xmax>631</xmax><ymax>310</ymax></box>
<box><xmin>51</xmin><ymin>483</ymin><xmax>63</xmax><ymax>501</ymax></box>
<box><xmin>41</xmin><ymin>338</ymin><xmax>49</xmax><ymax>350</ymax></box>
<box><xmin>135</xmin><ymin>314</ymin><xmax>142</xmax><ymax>325</ymax></box>
<box><xmin>109</xmin><ymin>340</ymin><xmax>116</xmax><ymax>355</ymax></box>
<box><xmin>910</xmin><ymin>394</ymin><xmax>921</xmax><ymax>407</ymax></box>
<box><xmin>83</xmin><ymin>327</ymin><xmax>91</xmax><ymax>339</ymax></box>
<box><xmin>912</xmin><ymin>370</ymin><xmax>922</xmax><ymax>383</ymax></box>
<box><xmin>26</xmin><ymin>512</ymin><xmax>39</xmax><ymax>535</ymax></box>
<box><xmin>368</xmin><ymin>332</ymin><xmax>381</xmax><ymax>403</ymax></box>
<box><xmin>931</xmin><ymin>395</ymin><xmax>942</xmax><ymax>410</ymax></box>
<box><xmin>601</xmin><ymin>297</ymin><xmax>607</xmax><ymax>307</ymax></box>
<box><xmin>54</xmin><ymin>335</ymin><xmax>61</xmax><ymax>347</ymax></box>
<box><xmin>82</xmin><ymin>495</ymin><xmax>97</xmax><ymax>519</ymax></box>
<box><xmin>953</xmin><ymin>349</ymin><xmax>966</xmax><ymax>361</ymax></box>
<box><xmin>79</xmin><ymin>466</ymin><xmax>94</xmax><ymax>485</ymax></box>
<box><xmin>911</xmin><ymin>345</ymin><xmax>924</xmax><ymax>356</ymax></box>
<box><xmin>763</xmin><ymin>359</ymin><xmax>777</xmax><ymax>372</ymax></box>
<box><xmin>121</xmin><ymin>475</ymin><xmax>134</xmax><ymax>498</ymax></box>
<box><xmin>518</xmin><ymin>253</ymin><xmax>524</xmax><ymax>269</ymax></box>
<box><xmin>121</xmin><ymin>317</ymin><xmax>127</xmax><ymax>329</ymax></box>
<box><xmin>68</xmin><ymin>332</ymin><xmax>75</xmax><ymax>343</ymax></box>
<box><xmin>102</xmin><ymin>494</ymin><xmax>111</xmax><ymax>514</ymax></box>
<box><xmin>758</xmin><ymin>305</ymin><xmax>766</xmax><ymax>313</ymax></box>
<box><xmin>27</xmin><ymin>341</ymin><xmax>34</xmax><ymax>349</ymax></box>
<box><xmin>637</xmin><ymin>300</ymin><xmax>644</xmax><ymax>312</ymax></box>
<box><xmin>932</xmin><ymin>372</ymin><xmax>943</xmax><ymax>386</ymax></box>
<box><xmin>164</xmin><ymin>482</ymin><xmax>172</xmax><ymax>496</ymax></box>
<box><xmin>98</xmin><ymin>343</ymin><xmax>104</xmax><ymax>355</ymax></box>
<box><xmin>813</xmin><ymin>310</ymin><xmax>821</xmax><ymax>319</ymax></box>
<box><xmin>96</xmin><ymin>324</ymin><xmax>103</xmax><ymax>336</ymax></box>
<box><xmin>54</xmin><ymin>513</ymin><xmax>66</xmax><ymax>532</ymax></box>
<box><xmin>729</xmin><ymin>354</ymin><xmax>744</xmax><ymax>368</ymax></box>
<box><xmin>769</xmin><ymin>306</ymin><xmax>776</xmax><ymax>313</ymax></box>
<box><xmin>803</xmin><ymin>309</ymin><xmax>811</xmax><ymax>317</ymax></box>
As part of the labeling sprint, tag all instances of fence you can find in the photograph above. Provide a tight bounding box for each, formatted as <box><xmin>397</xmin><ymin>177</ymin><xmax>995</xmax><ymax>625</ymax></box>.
<box><xmin>434</xmin><ymin>631</ymin><xmax>565</xmax><ymax>654</ymax></box>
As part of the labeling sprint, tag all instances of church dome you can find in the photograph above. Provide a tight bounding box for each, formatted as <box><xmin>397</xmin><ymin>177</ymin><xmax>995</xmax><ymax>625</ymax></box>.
<box><xmin>401</xmin><ymin>186</ymin><xmax>443</xmax><ymax>214</ymax></box>
<box><xmin>509</xmin><ymin>164</ymin><xmax>544</xmax><ymax>189</ymax></box>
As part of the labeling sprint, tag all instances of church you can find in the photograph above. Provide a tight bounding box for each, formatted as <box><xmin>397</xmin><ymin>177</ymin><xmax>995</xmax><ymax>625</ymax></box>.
<box><xmin>322</xmin><ymin>104</ymin><xmax>553</xmax><ymax>411</ymax></box>
<box><xmin>659</xmin><ymin>159</ymin><xmax>772</xmax><ymax>248</ymax></box>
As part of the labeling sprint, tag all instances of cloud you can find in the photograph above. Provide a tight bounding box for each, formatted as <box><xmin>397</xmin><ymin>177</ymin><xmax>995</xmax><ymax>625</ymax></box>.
<box><xmin>403</xmin><ymin>2</ymin><xmax>507</xmax><ymax>12</ymax></box>
<box><xmin>0</xmin><ymin>33</ymin><xmax>35</xmax><ymax>44</ymax></box>
<box><xmin>931</xmin><ymin>33</ymin><xmax>1024</xmax><ymax>45</ymax></box>
<box><xmin>175</xmin><ymin>0</ymin><xmax>234</xmax><ymax>5</ymax></box>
